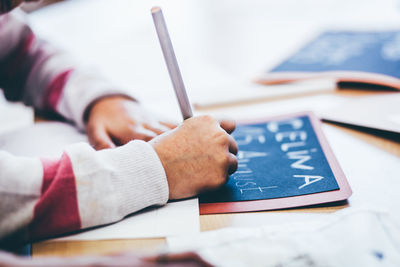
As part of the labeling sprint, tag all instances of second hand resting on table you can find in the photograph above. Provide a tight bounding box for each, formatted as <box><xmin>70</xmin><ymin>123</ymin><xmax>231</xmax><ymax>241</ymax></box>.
<box><xmin>85</xmin><ymin>95</ymin><xmax>238</xmax><ymax>199</ymax></box>
<box><xmin>85</xmin><ymin>96</ymin><xmax>176</xmax><ymax>149</ymax></box>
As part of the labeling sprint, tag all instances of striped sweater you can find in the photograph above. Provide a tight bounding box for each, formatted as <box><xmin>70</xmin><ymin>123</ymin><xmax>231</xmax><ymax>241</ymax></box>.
<box><xmin>0</xmin><ymin>11</ymin><xmax>169</xmax><ymax>246</ymax></box>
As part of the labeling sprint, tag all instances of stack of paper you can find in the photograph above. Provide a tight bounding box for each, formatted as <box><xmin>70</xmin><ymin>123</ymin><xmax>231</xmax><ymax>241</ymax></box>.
<box><xmin>168</xmin><ymin>209</ymin><xmax>400</xmax><ymax>267</ymax></box>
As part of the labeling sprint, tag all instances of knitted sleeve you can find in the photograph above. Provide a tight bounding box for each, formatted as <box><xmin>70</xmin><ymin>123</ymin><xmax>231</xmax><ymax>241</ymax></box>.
<box><xmin>0</xmin><ymin>140</ymin><xmax>169</xmax><ymax>246</ymax></box>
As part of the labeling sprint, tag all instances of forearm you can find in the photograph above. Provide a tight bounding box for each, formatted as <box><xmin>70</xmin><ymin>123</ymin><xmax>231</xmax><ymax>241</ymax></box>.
<box><xmin>0</xmin><ymin>11</ymin><xmax>71</xmax><ymax>107</ymax></box>
<box><xmin>0</xmin><ymin>11</ymin><xmax>132</xmax><ymax>130</ymax></box>
<box><xmin>0</xmin><ymin>141</ymin><xmax>168</xmax><ymax>246</ymax></box>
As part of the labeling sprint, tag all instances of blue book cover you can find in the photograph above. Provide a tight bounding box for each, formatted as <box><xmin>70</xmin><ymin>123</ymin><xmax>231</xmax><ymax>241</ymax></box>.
<box><xmin>200</xmin><ymin>115</ymin><xmax>340</xmax><ymax>203</ymax></box>
<box><xmin>258</xmin><ymin>31</ymin><xmax>400</xmax><ymax>89</ymax></box>
<box><xmin>199</xmin><ymin>113</ymin><xmax>352</xmax><ymax>214</ymax></box>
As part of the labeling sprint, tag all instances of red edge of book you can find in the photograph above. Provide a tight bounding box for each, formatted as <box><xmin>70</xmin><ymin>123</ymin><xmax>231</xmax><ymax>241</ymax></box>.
<box><xmin>256</xmin><ymin>70</ymin><xmax>400</xmax><ymax>90</ymax></box>
<box><xmin>199</xmin><ymin>111</ymin><xmax>353</xmax><ymax>215</ymax></box>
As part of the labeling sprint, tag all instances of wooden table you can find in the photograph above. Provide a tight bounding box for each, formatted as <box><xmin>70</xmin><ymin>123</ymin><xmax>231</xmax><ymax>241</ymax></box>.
<box><xmin>32</xmin><ymin>89</ymin><xmax>400</xmax><ymax>257</ymax></box>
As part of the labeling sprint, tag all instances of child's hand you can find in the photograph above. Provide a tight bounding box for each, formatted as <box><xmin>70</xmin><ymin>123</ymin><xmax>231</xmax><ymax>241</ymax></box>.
<box><xmin>86</xmin><ymin>96</ymin><xmax>176</xmax><ymax>150</ymax></box>
<box><xmin>150</xmin><ymin>115</ymin><xmax>238</xmax><ymax>200</ymax></box>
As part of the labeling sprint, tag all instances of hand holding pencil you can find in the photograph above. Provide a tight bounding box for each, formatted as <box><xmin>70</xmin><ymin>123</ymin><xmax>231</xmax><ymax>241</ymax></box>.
<box><xmin>150</xmin><ymin>7</ymin><xmax>238</xmax><ymax>199</ymax></box>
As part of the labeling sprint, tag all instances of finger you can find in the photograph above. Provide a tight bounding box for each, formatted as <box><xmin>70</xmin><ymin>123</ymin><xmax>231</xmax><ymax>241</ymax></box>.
<box><xmin>160</xmin><ymin>121</ymin><xmax>178</xmax><ymax>129</ymax></box>
<box><xmin>219</xmin><ymin>119</ymin><xmax>236</xmax><ymax>134</ymax></box>
<box><xmin>227</xmin><ymin>153</ymin><xmax>238</xmax><ymax>175</ymax></box>
<box><xmin>129</xmin><ymin>126</ymin><xmax>158</xmax><ymax>142</ymax></box>
<box><xmin>88</xmin><ymin>125</ymin><xmax>116</xmax><ymax>150</ymax></box>
<box><xmin>227</xmin><ymin>134</ymin><xmax>238</xmax><ymax>155</ymax></box>
<box><xmin>143</xmin><ymin>122</ymin><xmax>171</xmax><ymax>135</ymax></box>
<box><xmin>109</xmin><ymin>125</ymin><xmax>158</xmax><ymax>145</ymax></box>
<box><xmin>108</xmin><ymin>126</ymin><xmax>137</xmax><ymax>145</ymax></box>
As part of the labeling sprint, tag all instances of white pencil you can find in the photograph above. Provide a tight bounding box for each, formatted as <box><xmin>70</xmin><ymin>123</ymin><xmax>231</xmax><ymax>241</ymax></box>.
<box><xmin>151</xmin><ymin>6</ymin><xmax>193</xmax><ymax>120</ymax></box>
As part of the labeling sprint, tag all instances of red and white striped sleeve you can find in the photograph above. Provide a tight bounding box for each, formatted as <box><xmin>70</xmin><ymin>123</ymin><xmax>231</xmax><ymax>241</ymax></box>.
<box><xmin>0</xmin><ymin>140</ymin><xmax>169</xmax><ymax>244</ymax></box>
<box><xmin>0</xmin><ymin>11</ymin><xmax>130</xmax><ymax>130</ymax></box>
<box><xmin>0</xmin><ymin>10</ymin><xmax>169</xmax><ymax>246</ymax></box>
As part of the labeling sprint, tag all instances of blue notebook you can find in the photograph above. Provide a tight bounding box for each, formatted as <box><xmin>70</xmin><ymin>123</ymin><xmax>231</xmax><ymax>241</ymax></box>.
<box><xmin>199</xmin><ymin>112</ymin><xmax>352</xmax><ymax>214</ymax></box>
<box><xmin>257</xmin><ymin>31</ymin><xmax>400</xmax><ymax>90</ymax></box>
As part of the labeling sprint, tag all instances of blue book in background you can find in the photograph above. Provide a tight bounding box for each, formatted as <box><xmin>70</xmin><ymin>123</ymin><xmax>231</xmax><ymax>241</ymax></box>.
<box><xmin>256</xmin><ymin>31</ymin><xmax>400</xmax><ymax>90</ymax></box>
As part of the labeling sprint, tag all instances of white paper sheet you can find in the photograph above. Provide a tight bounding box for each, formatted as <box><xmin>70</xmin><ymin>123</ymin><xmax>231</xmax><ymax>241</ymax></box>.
<box><xmin>0</xmin><ymin>122</ymin><xmax>200</xmax><ymax>240</ymax></box>
<box><xmin>321</xmin><ymin>93</ymin><xmax>400</xmax><ymax>134</ymax></box>
<box><xmin>53</xmin><ymin>198</ymin><xmax>199</xmax><ymax>241</ymax></box>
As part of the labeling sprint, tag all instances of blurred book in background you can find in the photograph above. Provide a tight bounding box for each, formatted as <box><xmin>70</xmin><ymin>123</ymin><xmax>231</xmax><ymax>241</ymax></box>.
<box><xmin>257</xmin><ymin>31</ymin><xmax>400</xmax><ymax>91</ymax></box>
